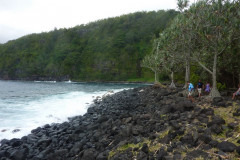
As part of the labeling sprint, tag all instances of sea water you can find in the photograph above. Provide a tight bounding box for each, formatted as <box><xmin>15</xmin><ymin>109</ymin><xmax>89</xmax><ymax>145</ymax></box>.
<box><xmin>0</xmin><ymin>80</ymin><xmax>146</xmax><ymax>141</ymax></box>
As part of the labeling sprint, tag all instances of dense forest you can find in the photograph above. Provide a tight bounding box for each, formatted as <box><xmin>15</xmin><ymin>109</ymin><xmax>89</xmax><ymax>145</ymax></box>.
<box><xmin>0</xmin><ymin>10</ymin><xmax>178</xmax><ymax>81</ymax></box>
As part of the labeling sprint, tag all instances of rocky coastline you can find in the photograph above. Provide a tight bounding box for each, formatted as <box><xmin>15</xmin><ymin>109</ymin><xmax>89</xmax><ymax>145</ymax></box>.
<box><xmin>0</xmin><ymin>85</ymin><xmax>240</xmax><ymax>160</ymax></box>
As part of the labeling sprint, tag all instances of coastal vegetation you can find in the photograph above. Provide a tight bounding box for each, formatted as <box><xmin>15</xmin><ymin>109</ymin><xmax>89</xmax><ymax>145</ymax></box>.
<box><xmin>0</xmin><ymin>0</ymin><xmax>240</xmax><ymax>159</ymax></box>
<box><xmin>142</xmin><ymin>0</ymin><xmax>240</xmax><ymax>97</ymax></box>
<box><xmin>0</xmin><ymin>10</ymin><xmax>178</xmax><ymax>82</ymax></box>
<box><xmin>0</xmin><ymin>0</ymin><xmax>239</xmax><ymax>93</ymax></box>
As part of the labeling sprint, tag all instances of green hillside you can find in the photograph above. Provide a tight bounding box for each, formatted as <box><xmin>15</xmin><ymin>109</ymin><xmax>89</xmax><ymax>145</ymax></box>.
<box><xmin>0</xmin><ymin>10</ymin><xmax>178</xmax><ymax>81</ymax></box>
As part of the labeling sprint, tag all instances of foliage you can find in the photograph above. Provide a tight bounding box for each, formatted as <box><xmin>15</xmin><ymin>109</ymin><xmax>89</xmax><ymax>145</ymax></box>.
<box><xmin>0</xmin><ymin>10</ymin><xmax>178</xmax><ymax>81</ymax></box>
<box><xmin>190</xmin><ymin>73</ymin><xmax>200</xmax><ymax>86</ymax></box>
<box><xmin>187</xmin><ymin>0</ymin><xmax>240</xmax><ymax>97</ymax></box>
<box><xmin>143</xmin><ymin>0</ymin><xmax>240</xmax><ymax>96</ymax></box>
<box><xmin>217</xmin><ymin>82</ymin><xmax>226</xmax><ymax>91</ymax></box>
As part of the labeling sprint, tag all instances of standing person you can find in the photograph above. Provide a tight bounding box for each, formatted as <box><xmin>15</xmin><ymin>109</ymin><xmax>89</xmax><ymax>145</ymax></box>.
<box><xmin>232</xmin><ymin>84</ymin><xmax>240</xmax><ymax>100</ymax></box>
<box><xmin>205</xmin><ymin>82</ymin><xmax>211</xmax><ymax>93</ymax></box>
<box><xmin>197</xmin><ymin>80</ymin><xmax>204</xmax><ymax>97</ymax></box>
<box><xmin>188</xmin><ymin>81</ymin><xmax>194</xmax><ymax>102</ymax></box>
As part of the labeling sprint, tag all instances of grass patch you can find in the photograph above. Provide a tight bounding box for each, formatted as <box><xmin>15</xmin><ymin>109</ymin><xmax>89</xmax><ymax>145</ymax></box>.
<box><xmin>108</xmin><ymin>140</ymin><xmax>150</xmax><ymax>159</ymax></box>
<box><xmin>206</xmin><ymin>148</ymin><xmax>240</xmax><ymax>160</ymax></box>
<box><xmin>212</xmin><ymin>102</ymin><xmax>240</xmax><ymax>144</ymax></box>
<box><xmin>214</xmin><ymin>102</ymin><xmax>240</xmax><ymax>124</ymax></box>
<box><xmin>157</xmin><ymin>129</ymin><xmax>170</xmax><ymax>139</ymax></box>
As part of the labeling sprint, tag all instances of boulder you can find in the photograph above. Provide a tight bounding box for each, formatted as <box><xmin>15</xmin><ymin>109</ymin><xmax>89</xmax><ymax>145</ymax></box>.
<box><xmin>217</xmin><ymin>141</ymin><xmax>237</xmax><ymax>152</ymax></box>
<box><xmin>10</xmin><ymin>149</ymin><xmax>26</xmax><ymax>160</ymax></box>
<box><xmin>141</xmin><ymin>143</ymin><xmax>149</xmax><ymax>154</ymax></box>
<box><xmin>236</xmin><ymin>146</ymin><xmax>240</xmax><ymax>155</ymax></box>
<box><xmin>156</xmin><ymin>150</ymin><xmax>168</xmax><ymax>160</ymax></box>
<box><xmin>185</xmin><ymin>150</ymin><xmax>209</xmax><ymax>159</ymax></box>
<box><xmin>9</xmin><ymin>138</ymin><xmax>22</xmax><ymax>147</ymax></box>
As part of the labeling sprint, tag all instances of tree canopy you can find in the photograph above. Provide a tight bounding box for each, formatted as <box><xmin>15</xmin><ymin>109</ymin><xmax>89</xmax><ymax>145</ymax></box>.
<box><xmin>0</xmin><ymin>10</ymin><xmax>178</xmax><ymax>81</ymax></box>
<box><xmin>142</xmin><ymin>0</ymin><xmax>240</xmax><ymax>97</ymax></box>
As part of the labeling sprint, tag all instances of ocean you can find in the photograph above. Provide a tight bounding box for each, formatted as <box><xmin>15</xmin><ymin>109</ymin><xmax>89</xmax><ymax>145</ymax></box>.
<box><xmin>0</xmin><ymin>80</ymin><xmax>146</xmax><ymax>141</ymax></box>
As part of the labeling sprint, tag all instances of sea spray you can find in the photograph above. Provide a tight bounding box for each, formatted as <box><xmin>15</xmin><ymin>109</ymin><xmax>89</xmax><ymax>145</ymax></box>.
<box><xmin>0</xmin><ymin>80</ymin><xmax>144</xmax><ymax>141</ymax></box>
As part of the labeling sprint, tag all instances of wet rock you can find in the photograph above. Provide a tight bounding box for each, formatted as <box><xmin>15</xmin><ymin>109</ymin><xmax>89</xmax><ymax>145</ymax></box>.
<box><xmin>37</xmin><ymin>138</ymin><xmax>52</xmax><ymax>147</ymax></box>
<box><xmin>10</xmin><ymin>149</ymin><xmax>26</xmax><ymax>160</ymax></box>
<box><xmin>12</xmin><ymin>129</ymin><xmax>20</xmax><ymax>133</ymax></box>
<box><xmin>31</xmin><ymin>127</ymin><xmax>41</xmax><ymax>134</ymax></box>
<box><xmin>43</xmin><ymin>124</ymin><xmax>51</xmax><ymax>128</ymax></box>
<box><xmin>0</xmin><ymin>139</ymin><xmax>9</xmax><ymax>146</ymax></box>
<box><xmin>9</xmin><ymin>138</ymin><xmax>22</xmax><ymax>147</ymax></box>
<box><xmin>0</xmin><ymin>150</ymin><xmax>6</xmax><ymax>158</ymax></box>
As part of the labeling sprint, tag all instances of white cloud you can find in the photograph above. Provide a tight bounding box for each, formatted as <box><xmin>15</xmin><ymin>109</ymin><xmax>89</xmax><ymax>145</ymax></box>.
<box><xmin>0</xmin><ymin>0</ymin><xmax>195</xmax><ymax>43</ymax></box>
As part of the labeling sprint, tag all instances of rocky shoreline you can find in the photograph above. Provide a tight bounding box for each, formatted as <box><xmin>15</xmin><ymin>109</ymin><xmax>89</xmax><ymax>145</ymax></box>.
<box><xmin>0</xmin><ymin>85</ymin><xmax>240</xmax><ymax>160</ymax></box>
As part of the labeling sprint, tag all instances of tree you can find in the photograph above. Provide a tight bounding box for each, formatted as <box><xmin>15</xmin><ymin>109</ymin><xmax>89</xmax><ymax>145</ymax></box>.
<box><xmin>176</xmin><ymin>0</ymin><xmax>191</xmax><ymax>89</ymax></box>
<box><xmin>158</xmin><ymin>29</ymin><xmax>183</xmax><ymax>89</ymax></box>
<box><xmin>141</xmin><ymin>39</ymin><xmax>163</xmax><ymax>83</ymax></box>
<box><xmin>188</xmin><ymin>0</ymin><xmax>240</xmax><ymax>97</ymax></box>
<box><xmin>0</xmin><ymin>10</ymin><xmax>178</xmax><ymax>81</ymax></box>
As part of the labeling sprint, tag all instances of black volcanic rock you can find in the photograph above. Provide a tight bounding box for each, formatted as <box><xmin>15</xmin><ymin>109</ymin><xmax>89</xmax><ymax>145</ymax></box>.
<box><xmin>1</xmin><ymin>85</ymin><xmax>239</xmax><ymax>159</ymax></box>
<box><xmin>185</xmin><ymin>150</ymin><xmax>209</xmax><ymax>159</ymax></box>
<box><xmin>217</xmin><ymin>141</ymin><xmax>237</xmax><ymax>152</ymax></box>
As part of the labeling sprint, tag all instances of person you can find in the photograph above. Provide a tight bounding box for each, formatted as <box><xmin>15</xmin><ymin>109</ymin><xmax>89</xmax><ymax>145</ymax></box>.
<box><xmin>205</xmin><ymin>82</ymin><xmax>211</xmax><ymax>93</ymax></box>
<box><xmin>232</xmin><ymin>84</ymin><xmax>240</xmax><ymax>100</ymax></box>
<box><xmin>188</xmin><ymin>81</ymin><xmax>194</xmax><ymax>102</ymax></box>
<box><xmin>197</xmin><ymin>80</ymin><xmax>204</xmax><ymax>97</ymax></box>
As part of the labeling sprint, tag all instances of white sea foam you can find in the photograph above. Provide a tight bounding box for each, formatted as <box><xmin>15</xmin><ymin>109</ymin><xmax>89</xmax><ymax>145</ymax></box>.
<box><xmin>0</xmin><ymin>90</ymin><xmax>118</xmax><ymax>141</ymax></box>
<box><xmin>0</xmin><ymin>80</ymin><xmax>144</xmax><ymax>143</ymax></box>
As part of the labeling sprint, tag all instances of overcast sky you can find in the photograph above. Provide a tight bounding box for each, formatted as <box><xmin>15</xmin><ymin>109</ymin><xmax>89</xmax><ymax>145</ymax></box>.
<box><xmin>0</xmin><ymin>0</ymin><xmax>194</xmax><ymax>44</ymax></box>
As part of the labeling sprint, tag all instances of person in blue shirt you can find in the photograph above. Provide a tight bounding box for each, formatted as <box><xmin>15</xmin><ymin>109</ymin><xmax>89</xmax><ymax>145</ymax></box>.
<box><xmin>188</xmin><ymin>81</ymin><xmax>194</xmax><ymax>102</ymax></box>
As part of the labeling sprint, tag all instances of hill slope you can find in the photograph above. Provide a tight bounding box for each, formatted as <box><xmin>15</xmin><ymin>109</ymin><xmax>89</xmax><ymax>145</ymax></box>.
<box><xmin>0</xmin><ymin>10</ymin><xmax>178</xmax><ymax>81</ymax></box>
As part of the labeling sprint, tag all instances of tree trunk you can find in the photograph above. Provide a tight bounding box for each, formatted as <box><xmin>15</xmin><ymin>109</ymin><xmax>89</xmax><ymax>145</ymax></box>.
<box><xmin>169</xmin><ymin>71</ymin><xmax>176</xmax><ymax>89</ymax></box>
<box><xmin>210</xmin><ymin>53</ymin><xmax>221</xmax><ymax>98</ymax></box>
<box><xmin>183</xmin><ymin>59</ymin><xmax>190</xmax><ymax>89</ymax></box>
<box><xmin>154</xmin><ymin>71</ymin><xmax>159</xmax><ymax>84</ymax></box>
